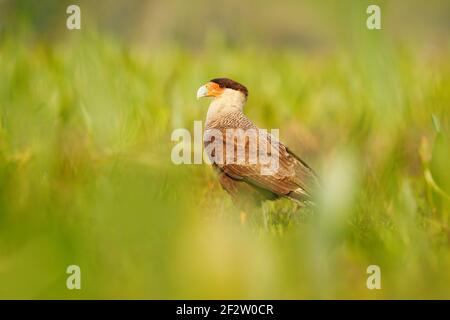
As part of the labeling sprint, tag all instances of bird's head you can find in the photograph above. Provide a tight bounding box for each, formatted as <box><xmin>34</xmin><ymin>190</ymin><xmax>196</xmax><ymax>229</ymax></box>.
<box><xmin>197</xmin><ymin>78</ymin><xmax>248</xmax><ymax>102</ymax></box>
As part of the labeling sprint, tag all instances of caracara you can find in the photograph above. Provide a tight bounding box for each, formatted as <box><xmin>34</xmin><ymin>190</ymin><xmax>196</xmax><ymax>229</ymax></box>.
<box><xmin>197</xmin><ymin>78</ymin><xmax>319</xmax><ymax>206</ymax></box>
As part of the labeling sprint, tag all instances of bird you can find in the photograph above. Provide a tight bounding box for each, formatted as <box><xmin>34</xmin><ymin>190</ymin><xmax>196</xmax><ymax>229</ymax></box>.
<box><xmin>197</xmin><ymin>77</ymin><xmax>320</xmax><ymax>209</ymax></box>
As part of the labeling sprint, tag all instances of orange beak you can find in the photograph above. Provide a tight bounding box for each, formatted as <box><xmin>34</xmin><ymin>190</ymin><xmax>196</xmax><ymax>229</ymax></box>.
<box><xmin>196</xmin><ymin>82</ymin><xmax>224</xmax><ymax>99</ymax></box>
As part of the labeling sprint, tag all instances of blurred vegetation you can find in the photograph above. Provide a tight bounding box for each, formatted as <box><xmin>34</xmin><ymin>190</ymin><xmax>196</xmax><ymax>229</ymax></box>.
<box><xmin>0</xmin><ymin>0</ymin><xmax>449</xmax><ymax>299</ymax></box>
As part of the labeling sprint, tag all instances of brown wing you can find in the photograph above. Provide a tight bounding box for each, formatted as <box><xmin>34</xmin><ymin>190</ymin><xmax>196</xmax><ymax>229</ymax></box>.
<box><xmin>214</xmin><ymin>129</ymin><xmax>319</xmax><ymax>202</ymax></box>
<box><xmin>213</xmin><ymin>164</ymin><xmax>280</xmax><ymax>206</ymax></box>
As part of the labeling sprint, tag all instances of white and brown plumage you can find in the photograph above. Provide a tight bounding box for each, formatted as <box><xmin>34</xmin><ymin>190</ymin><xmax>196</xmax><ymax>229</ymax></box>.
<box><xmin>197</xmin><ymin>78</ymin><xmax>319</xmax><ymax>206</ymax></box>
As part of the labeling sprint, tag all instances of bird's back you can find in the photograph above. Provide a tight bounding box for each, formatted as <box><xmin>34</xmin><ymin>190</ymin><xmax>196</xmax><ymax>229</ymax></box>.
<box><xmin>204</xmin><ymin>111</ymin><xmax>319</xmax><ymax>204</ymax></box>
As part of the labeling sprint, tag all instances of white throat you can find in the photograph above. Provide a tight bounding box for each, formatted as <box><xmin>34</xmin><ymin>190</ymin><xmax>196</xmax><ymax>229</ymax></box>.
<box><xmin>206</xmin><ymin>89</ymin><xmax>246</xmax><ymax>124</ymax></box>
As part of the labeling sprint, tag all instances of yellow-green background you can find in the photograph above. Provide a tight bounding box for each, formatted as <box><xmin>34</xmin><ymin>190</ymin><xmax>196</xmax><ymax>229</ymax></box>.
<box><xmin>0</xmin><ymin>0</ymin><xmax>449</xmax><ymax>299</ymax></box>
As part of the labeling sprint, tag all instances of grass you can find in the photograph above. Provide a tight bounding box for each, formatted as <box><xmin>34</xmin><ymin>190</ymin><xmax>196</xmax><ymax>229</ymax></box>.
<box><xmin>0</xmin><ymin>24</ymin><xmax>449</xmax><ymax>299</ymax></box>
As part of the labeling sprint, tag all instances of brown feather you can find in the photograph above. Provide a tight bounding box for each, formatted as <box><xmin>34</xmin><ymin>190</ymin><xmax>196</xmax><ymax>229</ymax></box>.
<box><xmin>205</xmin><ymin>111</ymin><xmax>319</xmax><ymax>204</ymax></box>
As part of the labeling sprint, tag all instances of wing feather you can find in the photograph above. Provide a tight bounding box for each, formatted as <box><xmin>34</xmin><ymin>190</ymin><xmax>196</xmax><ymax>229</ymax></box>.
<box><xmin>215</xmin><ymin>128</ymin><xmax>318</xmax><ymax>201</ymax></box>
<box><xmin>205</xmin><ymin>111</ymin><xmax>319</xmax><ymax>203</ymax></box>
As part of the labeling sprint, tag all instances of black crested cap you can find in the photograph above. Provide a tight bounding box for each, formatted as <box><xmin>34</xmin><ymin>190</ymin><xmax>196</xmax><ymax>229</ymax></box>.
<box><xmin>210</xmin><ymin>78</ymin><xmax>248</xmax><ymax>97</ymax></box>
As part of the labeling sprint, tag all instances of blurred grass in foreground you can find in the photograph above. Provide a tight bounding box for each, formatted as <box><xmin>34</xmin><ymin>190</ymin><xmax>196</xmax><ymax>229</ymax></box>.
<box><xmin>0</xmin><ymin>25</ymin><xmax>450</xmax><ymax>299</ymax></box>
